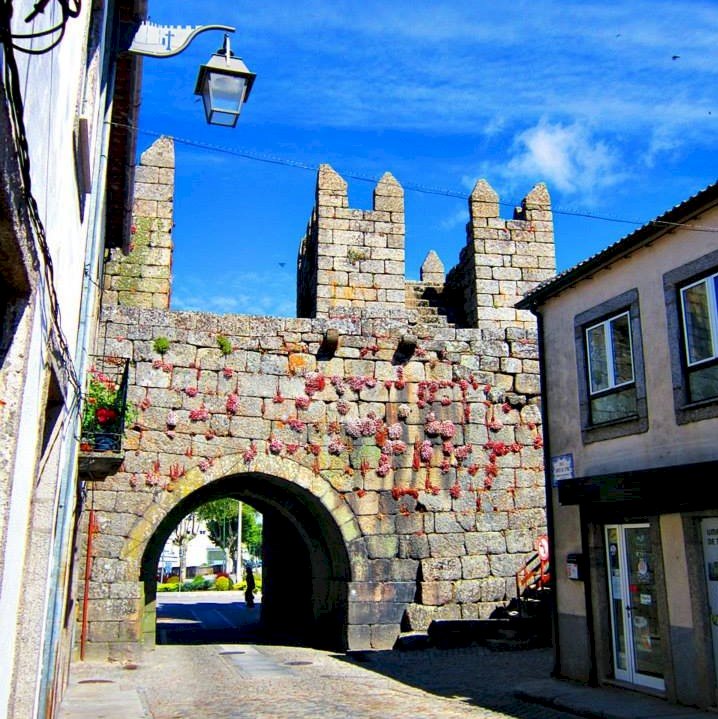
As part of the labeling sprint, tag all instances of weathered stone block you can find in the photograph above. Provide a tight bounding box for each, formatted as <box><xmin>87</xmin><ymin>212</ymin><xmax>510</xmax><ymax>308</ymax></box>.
<box><xmin>428</xmin><ymin>533</ymin><xmax>466</xmax><ymax>558</ymax></box>
<box><xmin>420</xmin><ymin>581</ymin><xmax>453</xmax><ymax>605</ymax></box>
<box><xmin>371</xmin><ymin>623</ymin><xmax>401</xmax><ymax>649</ymax></box>
<box><xmin>366</xmin><ymin>534</ymin><xmax>399</xmax><ymax>558</ymax></box>
<box><xmin>421</xmin><ymin>557</ymin><xmax>461</xmax><ymax>581</ymax></box>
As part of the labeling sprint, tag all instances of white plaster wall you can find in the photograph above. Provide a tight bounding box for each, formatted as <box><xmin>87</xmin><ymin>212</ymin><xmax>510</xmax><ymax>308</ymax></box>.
<box><xmin>15</xmin><ymin>0</ymin><xmax>93</xmax><ymax>345</ymax></box>
<box><xmin>541</xmin><ymin>205</ymin><xmax>718</xmax><ymax>478</ymax></box>
<box><xmin>0</xmin><ymin>1</ymin><xmax>99</xmax><ymax>715</ymax></box>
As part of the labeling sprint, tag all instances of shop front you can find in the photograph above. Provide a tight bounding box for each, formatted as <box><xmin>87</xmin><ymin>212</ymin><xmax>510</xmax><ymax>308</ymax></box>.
<box><xmin>557</xmin><ymin>465</ymin><xmax>718</xmax><ymax>708</ymax></box>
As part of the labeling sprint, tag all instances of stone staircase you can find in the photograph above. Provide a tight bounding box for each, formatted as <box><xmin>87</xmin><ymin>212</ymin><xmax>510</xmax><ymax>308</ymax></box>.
<box><xmin>405</xmin><ymin>281</ymin><xmax>457</xmax><ymax>328</ymax></box>
<box><xmin>397</xmin><ymin>549</ymin><xmax>553</xmax><ymax>652</ymax></box>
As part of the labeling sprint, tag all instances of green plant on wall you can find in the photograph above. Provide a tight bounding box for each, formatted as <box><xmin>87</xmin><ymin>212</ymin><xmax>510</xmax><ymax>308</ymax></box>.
<box><xmin>347</xmin><ymin>247</ymin><xmax>368</xmax><ymax>265</ymax></box>
<box><xmin>217</xmin><ymin>334</ymin><xmax>233</xmax><ymax>356</ymax></box>
<box><xmin>153</xmin><ymin>336</ymin><xmax>170</xmax><ymax>355</ymax></box>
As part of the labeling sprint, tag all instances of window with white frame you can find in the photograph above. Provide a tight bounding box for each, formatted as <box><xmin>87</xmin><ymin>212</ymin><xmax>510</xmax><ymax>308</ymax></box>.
<box><xmin>585</xmin><ymin>311</ymin><xmax>637</xmax><ymax>424</ymax></box>
<box><xmin>680</xmin><ymin>271</ymin><xmax>718</xmax><ymax>402</ymax></box>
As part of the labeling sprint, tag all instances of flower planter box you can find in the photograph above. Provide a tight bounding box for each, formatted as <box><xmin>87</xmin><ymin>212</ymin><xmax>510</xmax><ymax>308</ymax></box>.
<box><xmin>78</xmin><ymin>357</ymin><xmax>131</xmax><ymax>479</ymax></box>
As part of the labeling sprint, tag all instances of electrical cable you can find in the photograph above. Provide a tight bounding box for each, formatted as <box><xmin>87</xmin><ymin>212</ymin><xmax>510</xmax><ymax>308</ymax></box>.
<box><xmin>0</xmin><ymin>1</ymin><xmax>81</xmax><ymax>395</ymax></box>
<box><xmin>115</xmin><ymin>121</ymin><xmax>718</xmax><ymax>235</ymax></box>
<box><xmin>8</xmin><ymin>0</ymin><xmax>80</xmax><ymax>55</ymax></box>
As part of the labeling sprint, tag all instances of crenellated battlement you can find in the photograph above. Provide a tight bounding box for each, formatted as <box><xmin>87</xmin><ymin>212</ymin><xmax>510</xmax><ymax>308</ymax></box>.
<box><xmin>297</xmin><ymin>167</ymin><xmax>555</xmax><ymax>330</ymax></box>
<box><xmin>105</xmin><ymin>144</ymin><xmax>555</xmax><ymax>333</ymax></box>
<box><xmin>297</xmin><ymin>165</ymin><xmax>406</xmax><ymax>318</ymax></box>
<box><xmin>445</xmin><ymin>178</ymin><xmax>555</xmax><ymax>329</ymax></box>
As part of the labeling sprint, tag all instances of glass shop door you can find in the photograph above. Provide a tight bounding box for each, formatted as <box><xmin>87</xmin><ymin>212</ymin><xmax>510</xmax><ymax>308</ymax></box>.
<box><xmin>605</xmin><ymin>524</ymin><xmax>665</xmax><ymax>691</ymax></box>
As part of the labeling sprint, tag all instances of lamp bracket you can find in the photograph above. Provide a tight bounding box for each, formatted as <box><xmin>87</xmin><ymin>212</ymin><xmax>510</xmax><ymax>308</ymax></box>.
<box><xmin>122</xmin><ymin>21</ymin><xmax>236</xmax><ymax>58</ymax></box>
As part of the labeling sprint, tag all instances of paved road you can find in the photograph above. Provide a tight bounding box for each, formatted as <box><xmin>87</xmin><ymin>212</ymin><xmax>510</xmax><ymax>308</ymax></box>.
<box><xmin>156</xmin><ymin>590</ymin><xmax>263</xmax><ymax>645</ymax></box>
<box><xmin>63</xmin><ymin>591</ymin><xmax>578</xmax><ymax>719</ymax></box>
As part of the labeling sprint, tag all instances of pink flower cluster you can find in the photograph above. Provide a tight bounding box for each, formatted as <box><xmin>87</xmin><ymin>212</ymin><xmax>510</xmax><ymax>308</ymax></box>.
<box><xmin>304</xmin><ymin>372</ymin><xmax>326</xmax><ymax>396</ymax></box>
<box><xmin>376</xmin><ymin>454</ymin><xmax>392</xmax><ymax>477</ymax></box>
<box><xmin>420</xmin><ymin>440</ymin><xmax>433</xmax><ymax>462</ymax></box>
<box><xmin>189</xmin><ymin>405</ymin><xmax>209</xmax><ymax>421</ymax></box>
<box><xmin>328</xmin><ymin>436</ymin><xmax>346</xmax><ymax>456</ymax></box>
<box><xmin>424</xmin><ymin>413</ymin><xmax>456</xmax><ymax>439</ymax></box>
<box><xmin>454</xmin><ymin>444</ymin><xmax>473</xmax><ymax>460</ymax></box>
<box><xmin>269</xmin><ymin>436</ymin><xmax>284</xmax><ymax>455</ymax></box>
<box><xmin>330</xmin><ymin>376</ymin><xmax>346</xmax><ymax>396</ymax></box>
<box><xmin>243</xmin><ymin>442</ymin><xmax>257</xmax><ymax>464</ymax></box>
<box><xmin>226</xmin><ymin>393</ymin><xmax>239</xmax><ymax>414</ymax></box>
<box><xmin>387</xmin><ymin>422</ymin><xmax>403</xmax><ymax>440</ymax></box>
<box><xmin>287</xmin><ymin>417</ymin><xmax>305</xmax><ymax>432</ymax></box>
<box><xmin>344</xmin><ymin>414</ymin><xmax>381</xmax><ymax>438</ymax></box>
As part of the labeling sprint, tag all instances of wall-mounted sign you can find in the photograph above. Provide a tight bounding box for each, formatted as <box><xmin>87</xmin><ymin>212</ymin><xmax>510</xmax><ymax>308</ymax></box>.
<box><xmin>551</xmin><ymin>453</ymin><xmax>574</xmax><ymax>485</ymax></box>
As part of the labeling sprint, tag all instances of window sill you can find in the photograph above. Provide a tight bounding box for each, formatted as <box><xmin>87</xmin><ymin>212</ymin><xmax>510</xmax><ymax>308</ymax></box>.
<box><xmin>581</xmin><ymin>414</ymin><xmax>648</xmax><ymax>444</ymax></box>
<box><xmin>675</xmin><ymin>394</ymin><xmax>718</xmax><ymax>425</ymax></box>
<box><xmin>680</xmin><ymin>397</ymin><xmax>718</xmax><ymax>411</ymax></box>
<box><xmin>586</xmin><ymin>414</ymin><xmax>640</xmax><ymax>429</ymax></box>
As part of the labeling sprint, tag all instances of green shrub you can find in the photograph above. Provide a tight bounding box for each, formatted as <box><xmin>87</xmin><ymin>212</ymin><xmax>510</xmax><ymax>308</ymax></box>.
<box><xmin>157</xmin><ymin>582</ymin><xmax>179</xmax><ymax>592</ymax></box>
<box><xmin>215</xmin><ymin>576</ymin><xmax>231</xmax><ymax>591</ymax></box>
<box><xmin>153</xmin><ymin>336</ymin><xmax>170</xmax><ymax>355</ymax></box>
<box><xmin>217</xmin><ymin>334</ymin><xmax>233</xmax><ymax>355</ymax></box>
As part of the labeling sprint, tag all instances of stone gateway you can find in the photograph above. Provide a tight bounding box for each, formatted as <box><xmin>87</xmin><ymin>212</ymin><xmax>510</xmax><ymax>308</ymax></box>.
<box><xmin>80</xmin><ymin>137</ymin><xmax>555</xmax><ymax>659</ymax></box>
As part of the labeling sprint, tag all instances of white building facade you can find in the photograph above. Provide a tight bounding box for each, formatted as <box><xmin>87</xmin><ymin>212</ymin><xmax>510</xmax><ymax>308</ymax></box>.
<box><xmin>0</xmin><ymin>1</ymin><xmax>144</xmax><ymax>716</ymax></box>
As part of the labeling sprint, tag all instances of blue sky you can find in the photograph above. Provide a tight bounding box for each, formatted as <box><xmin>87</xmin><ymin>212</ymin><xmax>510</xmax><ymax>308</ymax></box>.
<box><xmin>138</xmin><ymin>0</ymin><xmax>718</xmax><ymax>317</ymax></box>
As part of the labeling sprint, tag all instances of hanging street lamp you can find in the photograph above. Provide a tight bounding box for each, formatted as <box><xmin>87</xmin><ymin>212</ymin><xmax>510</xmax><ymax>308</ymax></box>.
<box><xmin>124</xmin><ymin>23</ymin><xmax>255</xmax><ymax>128</ymax></box>
<box><xmin>194</xmin><ymin>34</ymin><xmax>256</xmax><ymax>128</ymax></box>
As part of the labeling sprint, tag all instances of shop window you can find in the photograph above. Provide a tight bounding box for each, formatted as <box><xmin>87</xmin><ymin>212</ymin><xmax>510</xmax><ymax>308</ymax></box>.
<box><xmin>575</xmin><ymin>289</ymin><xmax>648</xmax><ymax>443</ymax></box>
<box><xmin>664</xmin><ymin>249</ymin><xmax>718</xmax><ymax>424</ymax></box>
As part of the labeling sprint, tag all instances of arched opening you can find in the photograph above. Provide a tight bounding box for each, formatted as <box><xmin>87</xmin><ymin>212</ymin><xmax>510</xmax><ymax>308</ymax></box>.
<box><xmin>140</xmin><ymin>471</ymin><xmax>352</xmax><ymax>651</ymax></box>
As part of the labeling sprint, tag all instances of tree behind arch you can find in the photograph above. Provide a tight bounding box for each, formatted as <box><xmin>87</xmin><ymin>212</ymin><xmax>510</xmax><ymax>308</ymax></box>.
<box><xmin>195</xmin><ymin>499</ymin><xmax>262</xmax><ymax>574</ymax></box>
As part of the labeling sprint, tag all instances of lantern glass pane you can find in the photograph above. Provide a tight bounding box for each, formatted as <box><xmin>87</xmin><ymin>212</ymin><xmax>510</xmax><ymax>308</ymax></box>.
<box><xmin>208</xmin><ymin>73</ymin><xmax>246</xmax><ymax>114</ymax></box>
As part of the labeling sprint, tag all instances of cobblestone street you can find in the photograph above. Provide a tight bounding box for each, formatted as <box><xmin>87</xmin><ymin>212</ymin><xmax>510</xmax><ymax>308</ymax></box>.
<box><xmin>62</xmin><ymin>640</ymin><xmax>576</xmax><ymax>719</ymax></box>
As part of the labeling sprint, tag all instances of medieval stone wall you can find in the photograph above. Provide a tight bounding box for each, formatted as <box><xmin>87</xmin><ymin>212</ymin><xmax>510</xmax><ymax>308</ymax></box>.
<box><xmin>298</xmin><ymin>165</ymin><xmax>406</xmax><ymax>318</ymax></box>
<box><xmin>102</xmin><ymin>137</ymin><xmax>174</xmax><ymax>310</ymax></box>
<box><xmin>444</xmin><ymin>179</ymin><xmax>555</xmax><ymax>329</ymax></box>
<box><xmin>82</xmin><ymin>138</ymin><xmax>555</xmax><ymax>657</ymax></box>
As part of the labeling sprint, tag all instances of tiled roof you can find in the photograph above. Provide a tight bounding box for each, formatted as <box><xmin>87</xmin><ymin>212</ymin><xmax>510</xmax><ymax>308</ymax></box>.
<box><xmin>517</xmin><ymin>179</ymin><xmax>718</xmax><ymax>309</ymax></box>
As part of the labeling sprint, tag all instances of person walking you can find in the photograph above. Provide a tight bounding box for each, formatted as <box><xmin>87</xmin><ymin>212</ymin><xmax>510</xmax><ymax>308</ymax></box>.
<box><xmin>244</xmin><ymin>563</ymin><xmax>256</xmax><ymax>608</ymax></box>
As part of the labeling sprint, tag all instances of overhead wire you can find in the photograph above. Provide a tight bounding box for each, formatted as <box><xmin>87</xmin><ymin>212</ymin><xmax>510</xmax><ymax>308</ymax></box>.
<box><xmin>114</xmin><ymin>121</ymin><xmax>718</xmax><ymax>235</ymax></box>
<box><xmin>0</xmin><ymin>0</ymin><xmax>82</xmax><ymax>395</ymax></box>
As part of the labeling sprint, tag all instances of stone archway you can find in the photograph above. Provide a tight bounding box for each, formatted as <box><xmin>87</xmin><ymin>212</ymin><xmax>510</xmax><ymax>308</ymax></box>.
<box><xmin>84</xmin><ymin>453</ymin><xmax>376</xmax><ymax>659</ymax></box>
<box><xmin>139</xmin><ymin>463</ymin><xmax>357</xmax><ymax>650</ymax></box>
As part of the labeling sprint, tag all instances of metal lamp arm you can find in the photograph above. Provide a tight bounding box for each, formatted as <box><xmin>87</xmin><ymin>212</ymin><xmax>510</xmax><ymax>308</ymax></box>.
<box><xmin>122</xmin><ymin>21</ymin><xmax>236</xmax><ymax>58</ymax></box>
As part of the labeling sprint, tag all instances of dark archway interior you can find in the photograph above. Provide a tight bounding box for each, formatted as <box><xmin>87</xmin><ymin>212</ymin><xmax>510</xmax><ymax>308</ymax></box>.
<box><xmin>140</xmin><ymin>472</ymin><xmax>352</xmax><ymax>650</ymax></box>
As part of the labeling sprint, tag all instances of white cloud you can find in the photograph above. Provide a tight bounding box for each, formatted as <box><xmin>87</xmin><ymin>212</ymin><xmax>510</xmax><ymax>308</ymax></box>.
<box><xmin>504</xmin><ymin>121</ymin><xmax>624</xmax><ymax>197</ymax></box>
<box><xmin>439</xmin><ymin>207</ymin><xmax>469</xmax><ymax>231</ymax></box>
<box><xmin>171</xmin><ymin>269</ymin><xmax>295</xmax><ymax>317</ymax></box>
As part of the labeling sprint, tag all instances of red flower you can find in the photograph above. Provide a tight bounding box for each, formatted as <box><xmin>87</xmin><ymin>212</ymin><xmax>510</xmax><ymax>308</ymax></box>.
<box><xmin>95</xmin><ymin>407</ymin><xmax>117</xmax><ymax>424</ymax></box>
